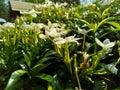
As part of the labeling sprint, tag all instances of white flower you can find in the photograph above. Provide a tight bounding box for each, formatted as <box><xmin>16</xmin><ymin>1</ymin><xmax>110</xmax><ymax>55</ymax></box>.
<box><xmin>34</xmin><ymin>4</ymin><xmax>39</xmax><ymax>9</ymax></box>
<box><xmin>29</xmin><ymin>9</ymin><xmax>37</xmax><ymax>17</ymax></box>
<box><xmin>53</xmin><ymin>35</ymin><xmax>80</xmax><ymax>45</ymax></box>
<box><xmin>95</xmin><ymin>38</ymin><xmax>115</xmax><ymax>49</ymax></box>
<box><xmin>47</xmin><ymin>21</ymin><xmax>60</xmax><ymax>28</ymax></box>
<box><xmin>3</xmin><ymin>22</ymin><xmax>15</xmax><ymax>29</ymax></box>
<box><xmin>106</xmin><ymin>64</ymin><xmax>118</xmax><ymax>74</ymax></box>
<box><xmin>45</xmin><ymin>27</ymin><xmax>60</xmax><ymax>37</ymax></box>
<box><xmin>45</xmin><ymin>21</ymin><xmax>67</xmax><ymax>38</ymax></box>
<box><xmin>61</xmin><ymin>2</ymin><xmax>67</xmax><ymax>6</ymax></box>
<box><xmin>21</xmin><ymin>9</ymin><xmax>41</xmax><ymax>17</ymax></box>
<box><xmin>78</xmin><ymin>27</ymin><xmax>91</xmax><ymax>34</ymax></box>
<box><xmin>84</xmin><ymin>2</ymin><xmax>96</xmax><ymax>7</ymax></box>
<box><xmin>53</xmin><ymin>37</ymin><xmax>66</xmax><ymax>45</ymax></box>
<box><xmin>0</xmin><ymin>39</ymin><xmax>3</xmax><ymax>42</ymax></box>
<box><xmin>39</xmin><ymin>34</ymin><xmax>46</xmax><ymax>40</ymax></box>
<box><xmin>22</xmin><ymin>23</ymin><xmax>32</xmax><ymax>30</ymax></box>
<box><xmin>65</xmin><ymin>36</ymin><xmax>80</xmax><ymax>44</ymax></box>
<box><xmin>36</xmin><ymin>23</ymin><xmax>45</xmax><ymax>29</ymax></box>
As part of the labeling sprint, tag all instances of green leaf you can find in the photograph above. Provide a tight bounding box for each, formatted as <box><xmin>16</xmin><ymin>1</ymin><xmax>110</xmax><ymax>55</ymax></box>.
<box><xmin>19</xmin><ymin>63</ymin><xmax>28</xmax><ymax>71</ymax></box>
<box><xmin>37</xmin><ymin>50</ymin><xmax>56</xmax><ymax>64</ymax></box>
<box><xmin>80</xmin><ymin>19</ymin><xmax>90</xmax><ymax>27</ymax></box>
<box><xmin>102</xmin><ymin>7</ymin><xmax>110</xmax><ymax>17</ymax></box>
<box><xmin>80</xmin><ymin>19</ymin><xmax>97</xmax><ymax>32</ymax></box>
<box><xmin>98</xmin><ymin>18</ymin><xmax>108</xmax><ymax>28</ymax></box>
<box><xmin>22</xmin><ymin>50</ymin><xmax>31</xmax><ymax>68</ymax></box>
<box><xmin>5</xmin><ymin>70</ymin><xmax>27</xmax><ymax>90</ymax></box>
<box><xmin>37</xmin><ymin>57</ymin><xmax>54</xmax><ymax>65</ymax></box>
<box><xmin>44</xmin><ymin>50</ymin><xmax>56</xmax><ymax>57</ymax></box>
<box><xmin>36</xmin><ymin>73</ymin><xmax>53</xmax><ymax>83</ymax></box>
<box><xmin>30</xmin><ymin>63</ymin><xmax>51</xmax><ymax>76</ymax></box>
<box><xmin>92</xmin><ymin>11</ymin><xmax>102</xmax><ymax>18</ymax></box>
<box><xmin>107</xmin><ymin>22</ymin><xmax>120</xmax><ymax>29</ymax></box>
<box><xmin>52</xmin><ymin>75</ymin><xmax>64</xmax><ymax>90</ymax></box>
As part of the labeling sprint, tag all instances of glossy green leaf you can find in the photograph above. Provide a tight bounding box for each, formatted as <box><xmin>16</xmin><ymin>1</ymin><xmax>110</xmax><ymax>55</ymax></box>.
<box><xmin>4</xmin><ymin>70</ymin><xmax>27</xmax><ymax>90</ymax></box>
<box><xmin>36</xmin><ymin>73</ymin><xmax>53</xmax><ymax>82</ymax></box>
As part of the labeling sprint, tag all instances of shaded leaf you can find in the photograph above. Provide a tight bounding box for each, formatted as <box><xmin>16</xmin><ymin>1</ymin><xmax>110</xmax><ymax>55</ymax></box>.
<box><xmin>93</xmin><ymin>80</ymin><xmax>107</xmax><ymax>90</ymax></box>
<box><xmin>22</xmin><ymin>50</ymin><xmax>31</xmax><ymax>68</ymax></box>
<box><xmin>30</xmin><ymin>63</ymin><xmax>51</xmax><ymax>75</ymax></box>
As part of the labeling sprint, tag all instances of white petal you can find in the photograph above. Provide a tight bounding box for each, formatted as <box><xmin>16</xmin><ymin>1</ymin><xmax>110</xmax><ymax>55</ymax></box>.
<box><xmin>59</xmin><ymin>31</ymin><xmax>68</xmax><ymax>36</ymax></box>
<box><xmin>95</xmin><ymin>38</ymin><xmax>104</xmax><ymax>47</ymax></box>
<box><xmin>65</xmin><ymin>36</ymin><xmax>80</xmax><ymax>44</ymax></box>
<box><xmin>37</xmin><ymin>23</ymin><xmax>45</xmax><ymax>29</ymax></box>
<box><xmin>104</xmin><ymin>42</ymin><xmax>115</xmax><ymax>48</ymax></box>
<box><xmin>3</xmin><ymin>22</ymin><xmax>15</xmax><ymax>29</ymax></box>
<box><xmin>107</xmin><ymin>64</ymin><xmax>118</xmax><ymax>74</ymax></box>
<box><xmin>53</xmin><ymin>37</ymin><xmax>66</xmax><ymax>45</ymax></box>
<box><xmin>31</xmin><ymin>13</ymin><xmax>37</xmax><ymax>17</ymax></box>
<box><xmin>39</xmin><ymin>34</ymin><xmax>46</xmax><ymax>39</ymax></box>
<box><xmin>103</xmin><ymin>39</ymin><xmax>110</xmax><ymax>45</ymax></box>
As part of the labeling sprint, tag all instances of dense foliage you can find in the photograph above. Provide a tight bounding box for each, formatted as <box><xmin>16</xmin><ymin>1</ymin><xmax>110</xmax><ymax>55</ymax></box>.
<box><xmin>0</xmin><ymin>0</ymin><xmax>8</xmax><ymax>20</ymax></box>
<box><xmin>0</xmin><ymin>0</ymin><xmax>120</xmax><ymax>90</ymax></box>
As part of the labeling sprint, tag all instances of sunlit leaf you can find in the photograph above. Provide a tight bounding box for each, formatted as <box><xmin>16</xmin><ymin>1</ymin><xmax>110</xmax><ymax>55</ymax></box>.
<box><xmin>5</xmin><ymin>70</ymin><xmax>27</xmax><ymax>90</ymax></box>
<box><xmin>107</xmin><ymin>22</ymin><xmax>120</xmax><ymax>29</ymax></box>
<box><xmin>98</xmin><ymin>18</ymin><xmax>108</xmax><ymax>28</ymax></box>
<box><xmin>102</xmin><ymin>7</ymin><xmax>110</xmax><ymax>17</ymax></box>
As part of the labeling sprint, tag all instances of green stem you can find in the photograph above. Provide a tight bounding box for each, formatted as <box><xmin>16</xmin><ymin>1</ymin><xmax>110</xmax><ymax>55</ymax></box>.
<box><xmin>82</xmin><ymin>34</ymin><xmax>86</xmax><ymax>51</ymax></box>
<box><xmin>74</xmin><ymin>54</ymin><xmax>82</xmax><ymax>90</ymax></box>
<box><xmin>75</xmin><ymin>68</ymin><xmax>82</xmax><ymax>90</ymax></box>
<box><xmin>64</xmin><ymin>42</ymin><xmax>72</xmax><ymax>76</ymax></box>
